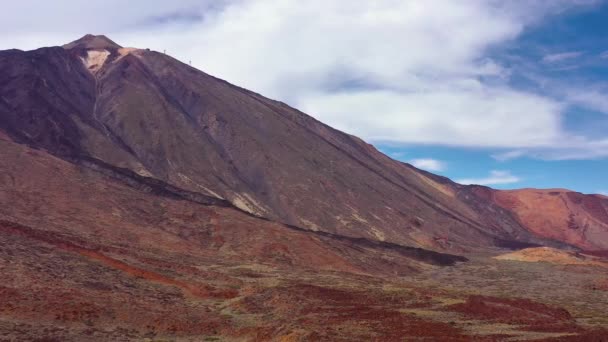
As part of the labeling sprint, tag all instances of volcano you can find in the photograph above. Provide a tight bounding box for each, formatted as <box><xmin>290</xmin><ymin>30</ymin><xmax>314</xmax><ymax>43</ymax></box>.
<box><xmin>1</xmin><ymin>35</ymin><xmax>607</xmax><ymax>340</ymax></box>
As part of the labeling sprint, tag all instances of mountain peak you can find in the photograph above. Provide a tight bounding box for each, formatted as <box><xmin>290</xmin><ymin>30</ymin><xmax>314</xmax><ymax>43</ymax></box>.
<box><xmin>63</xmin><ymin>34</ymin><xmax>122</xmax><ymax>50</ymax></box>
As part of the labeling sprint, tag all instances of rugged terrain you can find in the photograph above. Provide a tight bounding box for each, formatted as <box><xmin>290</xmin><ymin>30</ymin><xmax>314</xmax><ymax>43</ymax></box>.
<box><xmin>0</xmin><ymin>35</ymin><xmax>607</xmax><ymax>341</ymax></box>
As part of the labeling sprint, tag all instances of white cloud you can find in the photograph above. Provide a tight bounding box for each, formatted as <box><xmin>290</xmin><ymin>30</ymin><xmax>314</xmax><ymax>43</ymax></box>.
<box><xmin>492</xmin><ymin>150</ymin><xmax>526</xmax><ymax>161</ymax></box>
<box><xmin>533</xmin><ymin>138</ymin><xmax>608</xmax><ymax>160</ymax></box>
<box><xmin>299</xmin><ymin>88</ymin><xmax>562</xmax><ymax>147</ymax></box>
<box><xmin>386</xmin><ymin>151</ymin><xmax>407</xmax><ymax>159</ymax></box>
<box><xmin>0</xmin><ymin>1</ymin><xmax>226</xmax><ymax>51</ymax></box>
<box><xmin>600</xmin><ymin>51</ymin><xmax>608</xmax><ymax>59</ymax></box>
<box><xmin>542</xmin><ymin>51</ymin><xmax>584</xmax><ymax>63</ymax></box>
<box><xmin>566</xmin><ymin>89</ymin><xmax>608</xmax><ymax>113</ymax></box>
<box><xmin>408</xmin><ymin>158</ymin><xmax>446</xmax><ymax>172</ymax></box>
<box><xmin>598</xmin><ymin>190</ymin><xmax>608</xmax><ymax>196</ymax></box>
<box><xmin>457</xmin><ymin>170</ymin><xmax>521</xmax><ymax>186</ymax></box>
<box><xmin>0</xmin><ymin>1</ymin><xmax>221</xmax><ymax>34</ymax></box>
<box><xmin>0</xmin><ymin>0</ymin><xmax>604</xmax><ymax>158</ymax></box>
<box><xmin>490</xmin><ymin>137</ymin><xmax>608</xmax><ymax>161</ymax></box>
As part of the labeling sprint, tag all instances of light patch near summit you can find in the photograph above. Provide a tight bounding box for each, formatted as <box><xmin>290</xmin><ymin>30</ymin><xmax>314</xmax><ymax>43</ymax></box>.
<box><xmin>116</xmin><ymin>47</ymin><xmax>143</xmax><ymax>62</ymax></box>
<box><xmin>80</xmin><ymin>50</ymin><xmax>110</xmax><ymax>74</ymax></box>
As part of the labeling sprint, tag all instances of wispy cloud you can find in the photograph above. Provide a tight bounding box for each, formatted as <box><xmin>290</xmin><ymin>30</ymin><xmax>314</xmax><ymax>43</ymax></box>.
<box><xmin>487</xmin><ymin>137</ymin><xmax>608</xmax><ymax>161</ymax></box>
<box><xmin>492</xmin><ymin>150</ymin><xmax>526</xmax><ymax>162</ymax></box>
<box><xmin>566</xmin><ymin>89</ymin><xmax>608</xmax><ymax>113</ymax></box>
<box><xmin>600</xmin><ymin>51</ymin><xmax>608</xmax><ymax>59</ymax></box>
<box><xmin>139</xmin><ymin>11</ymin><xmax>204</xmax><ymax>27</ymax></box>
<box><xmin>457</xmin><ymin>170</ymin><xmax>521</xmax><ymax>186</ymax></box>
<box><xmin>598</xmin><ymin>190</ymin><xmax>608</xmax><ymax>196</ymax></box>
<box><xmin>386</xmin><ymin>151</ymin><xmax>407</xmax><ymax>159</ymax></box>
<box><xmin>542</xmin><ymin>51</ymin><xmax>584</xmax><ymax>63</ymax></box>
<box><xmin>0</xmin><ymin>1</ymin><xmax>223</xmax><ymax>35</ymax></box>
<box><xmin>409</xmin><ymin>158</ymin><xmax>446</xmax><ymax>172</ymax></box>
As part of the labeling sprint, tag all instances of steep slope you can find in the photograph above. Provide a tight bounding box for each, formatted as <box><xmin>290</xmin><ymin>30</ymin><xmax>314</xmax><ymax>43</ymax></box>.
<box><xmin>0</xmin><ymin>35</ymin><xmax>558</xmax><ymax>252</ymax></box>
<box><xmin>0</xmin><ymin>133</ymin><xmax>466</xmax><ymax>276</ymax></box>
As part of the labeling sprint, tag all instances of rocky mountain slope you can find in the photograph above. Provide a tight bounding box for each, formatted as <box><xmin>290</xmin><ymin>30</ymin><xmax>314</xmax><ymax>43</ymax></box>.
<box><xmin>1</xmin><ymin>133</ymin><xmax>607</xmax><ymax>340</ymax></box>
<box><xmin>3</xmin><ymin>34</ymin><xmax>601</xmax><ymax>253</ymax></box>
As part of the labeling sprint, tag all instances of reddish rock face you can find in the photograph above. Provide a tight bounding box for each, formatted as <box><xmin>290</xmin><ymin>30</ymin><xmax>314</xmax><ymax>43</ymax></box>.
<box><xmin>497</xmin><ymin>190</ymin><xmax>608</xmax><ymax>250</ymax></box>
<box><xmin>463</xmin><ymin>187</ymin><xmax>608</xmax><ymax>251</ymax></box>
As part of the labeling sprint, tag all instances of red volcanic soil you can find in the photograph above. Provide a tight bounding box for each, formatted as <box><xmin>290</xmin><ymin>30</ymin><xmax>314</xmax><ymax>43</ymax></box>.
<box><xmin>0</xmin><ymin>220</ymin><xmax>236</xmax><ymax>300</ymax></box>
<box><xmin>0</xmin><ymin>135</ymin><xmax>478</xmax><ymax>340</ymax></box>
<box><xmin>238</xmin><ymin>284</ymin><xmax>472</xmax><ymax>341</ymax></box>
<box><xmin>583</xmin><ymin>250</ymin><xmax>608</xmax><ymax>258</ymax></box>
<box><xmin>548</xmin><ymin>329</ymin><xmax>608</xmax><ymax>342</ymax></box>
<box><xmin>449</xmin><ymin>295</ymin><xmax>578</xmax><ymax>333</ymax></box>
<box><xmin>590</xmin><ymin>279</ymin><xmax>608</xmax><ymax>291</ymax></box>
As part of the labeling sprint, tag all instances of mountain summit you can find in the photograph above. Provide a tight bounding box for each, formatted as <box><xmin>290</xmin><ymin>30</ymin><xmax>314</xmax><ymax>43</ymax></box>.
<box><xmin>62</xmin><ymin>34</ymin><xmax>123</xmax><ymax>50</ymax></box>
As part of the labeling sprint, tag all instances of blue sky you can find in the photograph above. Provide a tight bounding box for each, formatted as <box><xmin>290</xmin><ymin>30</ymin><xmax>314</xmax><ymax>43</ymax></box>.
<box><xmin>378</xmin><ymin>144</ymin><xmax>608</xmax><ymax>193</ymax></box>
<box><xmin>0</xmin><ymin>1</ymin><xmax>606</xmax><ymax>194</ymax></box>
<box><xmin>376</xmin><ymin>2</ymin><xmax>608</xmax><ymax>194</ymax></box>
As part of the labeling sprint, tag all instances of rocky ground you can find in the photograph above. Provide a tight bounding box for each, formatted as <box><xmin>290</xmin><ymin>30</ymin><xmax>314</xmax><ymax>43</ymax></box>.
<box><xmin>1</xmin><ymin>240</ymin><xmax>608</xmax><ymax>341</ymax></box>
<box><xmin>0</xmin><ymin>136</ymin><xmax>607</xmax><ymax>341</ymax></box>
